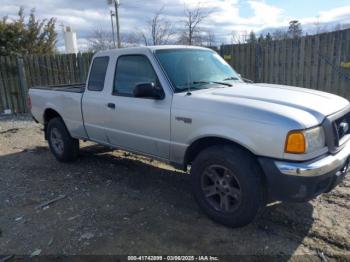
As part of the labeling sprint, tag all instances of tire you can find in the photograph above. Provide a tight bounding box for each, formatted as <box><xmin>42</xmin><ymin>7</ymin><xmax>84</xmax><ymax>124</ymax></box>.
<box><xmin>47</xmin><ymin>117</ymin><xmax>79</xmax><ymax>162</ymax></box>
<box><xmin>191</xmin><ymin>145</ymin><xmax>265</xmax><ymax>227</ymax></box>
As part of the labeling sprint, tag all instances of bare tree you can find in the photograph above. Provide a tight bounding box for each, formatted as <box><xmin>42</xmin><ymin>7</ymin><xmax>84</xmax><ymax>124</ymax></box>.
<box><xmin>334</xmin><ymin>24</ymin><xmax>342</xmax><ymax>31</ymax></box>
<box><xmin>314</xmin><ymin>15</ymin><xmax>321</xmax><ymax>34</ymax></box>
<box><xmin>272</xmin><ymin>29</ymin><xmax>288</xmax><ymax>40</ymax></box>
<box><xmin>141</xmin><ymin>7</ymin><xmax>174</xmax><ymax>46</ymax></box>
<box><xmin>176</xmin><ymin>31</ymin><xmax>189</xmax><ymax>45</ymax></box>
<box><xmin>141</xmin><ymin>32</ymin><xmax>149</xmax><ymax>46</ymax></box>
<box><xmin>230</xmin><ymin>31</ymin><xmax>240</xmax><ymax>44</ymax></box>
<box><xmin>343</xmin><ymin>23</ymin><xmax>350</xmax><ymax>30</ymax></box>
<box><xmin>88</xmin><ymin>29</ymin><xmax>142</xmax><ymax>51</ymax></box>
<box><xmin>183</xmin><ymin>4</ymin><xmax>210</xmax><ymax>45</ymax></box>
<box><xmin>205</xmin><ymin>30</ymin><xmax>216</xmax><ymax>47</ymax></box>
<box><xmin>150</xmin><ymin>8</ymin><xmax>174</xmax><ymax>45</ymax></box>
<box><xmin>333</xmin><ymin>23</ymin><xmax>350</xmax><ymax>31</ymax></box>
<box><xmin>88</xmin><ymin>29</ymin><xmax>115</xmax><ymax>52</ymax></box>
<box><xmin>318</xmin><ymin>24</ymin><xmax>330</xmax><ymax>34</ymax></box>
<box><xmin>122</xmin><ymin>32</ymin><xmax>141</xmax><ymax>47</ymax></box>
<box><xmin>230</xmin><ymin>30</ymin><xmax>248</xmax><ymax>44</ymax></box>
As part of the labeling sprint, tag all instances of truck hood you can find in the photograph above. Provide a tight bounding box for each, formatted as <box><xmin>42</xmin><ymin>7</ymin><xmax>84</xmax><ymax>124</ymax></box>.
<box><xmin>209</xmin><ymin>83</ymin><xmax>348</xmax><ymax>117</ymax></box>
<box><xmin>176</xmin><ymin>83</ymin><xmax>349</xmax><ymax>128</ymax></box>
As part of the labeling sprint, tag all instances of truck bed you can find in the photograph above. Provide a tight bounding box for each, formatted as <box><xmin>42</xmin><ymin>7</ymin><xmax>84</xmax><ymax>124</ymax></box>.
<box><xmin>29</xmin><ymin>83</ymin><xmax>87</xmax><ymax>139</ymax></box>
<box><xmin>31</xmin><ymin>83</ymin><xmax>85</xmax><ymax>93</ymax></box>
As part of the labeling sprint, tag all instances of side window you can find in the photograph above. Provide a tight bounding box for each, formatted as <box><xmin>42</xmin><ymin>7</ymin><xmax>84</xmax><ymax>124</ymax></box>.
<box><xmin>113</xmin><ymin>55</ymin><xmax>158</xmax><ymax>96</ymax></box>
<box><xmin>88</xmin><ymin>56</ymin><xmax>109</xmax><ymax>91</ymax></box>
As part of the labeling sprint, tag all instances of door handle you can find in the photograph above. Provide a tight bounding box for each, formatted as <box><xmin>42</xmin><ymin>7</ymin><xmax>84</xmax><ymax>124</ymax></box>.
<box><xmin>107</xmin><ymin>103</ymin><xmax>116</xmax><ymax>109</ymax></box>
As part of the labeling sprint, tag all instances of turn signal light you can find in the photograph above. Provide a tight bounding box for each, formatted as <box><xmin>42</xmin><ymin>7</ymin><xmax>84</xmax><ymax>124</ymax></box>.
<box><xmin>285</xmin><ymin>131</ymin><xmax>306</xmax><ymax>154</ymax></box>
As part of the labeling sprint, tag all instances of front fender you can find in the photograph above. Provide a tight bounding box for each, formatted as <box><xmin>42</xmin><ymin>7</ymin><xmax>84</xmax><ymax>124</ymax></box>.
<box><xmin>187</xmin><ymin>125</ymin><xmax>257</xmax><ymax>154</ymax></box>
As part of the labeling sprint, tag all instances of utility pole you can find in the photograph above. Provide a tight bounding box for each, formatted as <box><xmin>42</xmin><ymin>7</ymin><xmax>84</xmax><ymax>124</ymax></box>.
<box><xmin>110</xmin><ymin>10</ymin><xmax>116</xmax><ymax>48</ymax></box>
<box><xmin>114</xmin><ymin>0</ymin><xmax>121</xmax><ymax>48</ymax></box>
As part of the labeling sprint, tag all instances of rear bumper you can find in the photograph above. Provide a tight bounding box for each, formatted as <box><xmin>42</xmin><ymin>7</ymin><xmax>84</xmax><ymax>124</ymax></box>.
<box><xmin>258</xmin><ymin>140</ymin><xmax>350</xmax><ymax>202</ymax></box>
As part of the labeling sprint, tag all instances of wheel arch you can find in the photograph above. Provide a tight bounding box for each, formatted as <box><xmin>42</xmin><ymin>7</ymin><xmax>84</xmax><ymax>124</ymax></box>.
<box><xmin>43</xmin><ymin>108</ymin><xmax>68</xmax><ymax>140</ymax></box>
<box><xmin>184</xmin><ymin>136</ymin><xmax>268</xmax><ymax>197</ymax></box>
<box><xmin>184</xmin><ymin>136</ymin><xmax>257</xmax><ymax>168</ymax></box>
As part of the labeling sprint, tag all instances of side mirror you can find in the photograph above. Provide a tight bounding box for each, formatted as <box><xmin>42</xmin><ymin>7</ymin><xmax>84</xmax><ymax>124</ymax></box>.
<box><xmin>133</xmin><ymin>82</ymin><xmax>164</xmax><ymax>99</ymax></box>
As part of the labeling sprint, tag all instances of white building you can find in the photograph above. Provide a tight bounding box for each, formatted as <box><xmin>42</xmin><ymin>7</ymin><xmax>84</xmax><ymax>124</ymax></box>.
<box><xmin>63</xmin><ymin>26</ymin><xmax>78</xmax><ymax>54</ymax></box>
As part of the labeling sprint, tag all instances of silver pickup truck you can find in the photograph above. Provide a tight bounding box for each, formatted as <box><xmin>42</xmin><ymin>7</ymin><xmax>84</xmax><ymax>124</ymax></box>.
<box><xmin>29</xmin><ymin>46</ymin><xmax>350</xmax><ymax>227</ymax></box>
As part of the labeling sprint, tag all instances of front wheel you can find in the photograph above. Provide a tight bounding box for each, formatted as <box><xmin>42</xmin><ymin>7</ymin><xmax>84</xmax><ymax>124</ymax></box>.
<box><xmin>47</xmin><ymin>117</ymin><xmax>79</xmax><ymax>162</ymax></box>
<box><xmin>191</xmin><ymin>145</ymin><xmax>266</xmax><ymax>227</ymax></box>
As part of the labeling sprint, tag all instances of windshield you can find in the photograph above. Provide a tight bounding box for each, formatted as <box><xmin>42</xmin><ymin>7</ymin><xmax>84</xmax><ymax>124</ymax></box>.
<box><xmin>155</xmin><ymin>49</ymin><xmax>242</xmax><ymax>93</ymax></box>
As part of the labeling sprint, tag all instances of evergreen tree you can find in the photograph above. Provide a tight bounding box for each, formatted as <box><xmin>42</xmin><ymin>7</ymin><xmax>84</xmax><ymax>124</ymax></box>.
<box><xmin>272</xmin><ymin>29</ymin><xmax>288</xmax><ymax>40</ymax></box>
<box><xmin>265</xmin><ymin>33</ymin><xmax>272</xmax><ymax>41</ymax></box>
<box><xmin>247</xmin><ymin>30</ymin><xmax>257</xmax><ymax>43</ymax></box>
<box><xmin>258</xmin><ymin>34</ymin><xmax>265</xmax><ymax>43</ymax></box>
<box><xmin>288</xmin><ymin>20</ymin><xmax>303</xmax><ymax>39</ymax></box>
<box><xmin>0</xmin><ymin>7</ymin><xmax>57</xmax><ymax>56</ymax></box>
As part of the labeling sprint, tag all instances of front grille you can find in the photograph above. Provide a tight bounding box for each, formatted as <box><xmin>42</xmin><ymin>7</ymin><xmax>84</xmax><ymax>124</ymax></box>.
<box><xmin>333</xmin><ymin>111</ymin><xmax>350</xmax><ymax>146</ymax></box>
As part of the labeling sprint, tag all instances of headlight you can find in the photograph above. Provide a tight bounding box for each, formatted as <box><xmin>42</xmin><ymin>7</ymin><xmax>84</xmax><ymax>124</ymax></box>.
<box><xmin>285</xmin><ymin>126</ymin><xmax>325</xmax><ymax>154</ymax></box>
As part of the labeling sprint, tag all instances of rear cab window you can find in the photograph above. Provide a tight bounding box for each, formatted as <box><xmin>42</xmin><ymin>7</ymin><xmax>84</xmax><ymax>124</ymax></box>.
<box><xmin>88</xmin><ymin>56</ymin><xmax>109</xmax><ymax>91</ymax></box>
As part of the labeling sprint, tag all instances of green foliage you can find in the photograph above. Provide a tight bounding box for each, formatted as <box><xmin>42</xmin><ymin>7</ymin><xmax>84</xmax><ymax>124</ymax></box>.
<box><xmin>247</xmin><ymin>31</ymin><xmax>257</xmax><ymax>44</ymax></box>
<box><xmin>288</xmin><ymin>20</ymin><xmax>303</xmax><ymax>39</ymax></box>
<box><xmin>257</xmin><ymin>34</ymin><xmax>264</xmax><ymax>43</ymax></box>
<box><xmin>0</xmin><ymin>7</ymin><xmax>57</xmax><ymax>56</ymax></box>
<box><xmin>265</xmin><ymin>33</ymin><xmax>272</xmax><ymax>41</ymax></box>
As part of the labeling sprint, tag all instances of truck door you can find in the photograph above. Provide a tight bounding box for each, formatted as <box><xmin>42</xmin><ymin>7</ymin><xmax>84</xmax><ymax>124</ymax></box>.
<box><xmin>82</xmin><ymin>56</ymin><xmax>111</xmax><ymax>143</ymax></box>
<box><xmin>104</xmin><ymin>54</ymin><xmax>171</xmax><ymax>160</ymax></box>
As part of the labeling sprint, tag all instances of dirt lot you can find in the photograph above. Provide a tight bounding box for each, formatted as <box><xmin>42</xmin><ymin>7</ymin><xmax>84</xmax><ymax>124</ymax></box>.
<box><xmin>0</xmin><ymin>116</ymin><xmax>350</xmax><ymax>259</ymax></box>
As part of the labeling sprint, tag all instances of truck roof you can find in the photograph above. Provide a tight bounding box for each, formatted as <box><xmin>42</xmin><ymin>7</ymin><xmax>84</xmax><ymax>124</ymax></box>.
<box><xmin>95</xmin><ymin>45</ymin><xmax>212</xmax><ymax>56</ymax></box>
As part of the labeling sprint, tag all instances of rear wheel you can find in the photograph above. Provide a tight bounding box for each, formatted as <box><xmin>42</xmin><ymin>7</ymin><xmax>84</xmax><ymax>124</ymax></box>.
<box><xmin>191</xmin><ymin>145</ymin><xmax>265</xmax><ymax>227</ymax></box>
<box><xmin>47</xmin><ymin>117</ymin><xmax>79</xmax><ymax>162</ymax></box>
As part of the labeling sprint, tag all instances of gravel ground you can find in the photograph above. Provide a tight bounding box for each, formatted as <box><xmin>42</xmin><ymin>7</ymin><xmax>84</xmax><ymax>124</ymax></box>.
<box><xmin>0</xmin><ymin>116</ymin><xmax>350</xmax><ymax>259</ymax></box>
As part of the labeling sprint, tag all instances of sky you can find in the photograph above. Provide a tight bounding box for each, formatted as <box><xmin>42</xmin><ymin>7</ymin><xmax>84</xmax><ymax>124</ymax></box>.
<box><xmin>1</xmin><ymin>0</ymin><xmax>350</xmax><ymax>51</ymax></box>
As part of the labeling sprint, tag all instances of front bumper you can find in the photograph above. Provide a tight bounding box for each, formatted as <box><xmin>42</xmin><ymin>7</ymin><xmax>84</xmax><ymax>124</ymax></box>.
<box><xmin>258</xmin><ymin>140</ymin><xmax>350</xmax><ymax>202</ymax></box>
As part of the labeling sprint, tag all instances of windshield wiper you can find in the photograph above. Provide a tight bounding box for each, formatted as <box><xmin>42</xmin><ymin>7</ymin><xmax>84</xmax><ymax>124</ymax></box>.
<box><xmin>192</xmin><ymin>81</ymin><xmax>232</xmax><ymax>87</ymax></box>
<box><xmin>223</xmin><ymin>76</ymin><xmax>239</xmax><ymax>81</ymax></box>
<box><xmin>192</xmin><ymin>81</ymin><xmax>210</xmax><ymax>85</ymax></box>
<box><xmin>176</xmin><ymin>80</ymin><xmax>232</xmax><ymax>94</ymax></box>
